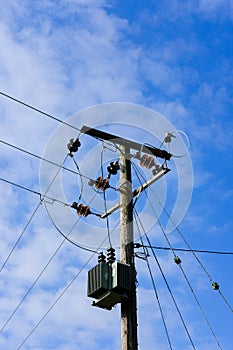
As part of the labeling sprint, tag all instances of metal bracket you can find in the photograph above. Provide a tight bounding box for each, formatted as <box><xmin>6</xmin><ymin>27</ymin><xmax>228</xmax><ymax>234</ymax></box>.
<box><xmin>100</xmin><ymin>167</ymin><xmax>170</xmax><ymax>218</ymax></box>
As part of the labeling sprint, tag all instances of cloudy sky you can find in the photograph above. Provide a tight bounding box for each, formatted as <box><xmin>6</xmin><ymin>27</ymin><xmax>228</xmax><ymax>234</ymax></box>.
<box><xmin>0</xmin><ymin>1</ymin><xmax>233</xmax><ymax>349</ymax></box>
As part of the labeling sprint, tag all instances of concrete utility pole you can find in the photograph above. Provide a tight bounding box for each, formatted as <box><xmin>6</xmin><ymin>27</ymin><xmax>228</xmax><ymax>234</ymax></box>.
<box><xmin>120</xmin><ymin>144</ymin><xmax>138</xmax><ymax>350</ymax></box>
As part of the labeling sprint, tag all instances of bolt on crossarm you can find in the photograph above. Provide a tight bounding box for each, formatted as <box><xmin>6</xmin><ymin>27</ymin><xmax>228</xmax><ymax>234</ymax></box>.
<box><xmin>120</xmin><ymin>144</ymin><xmax>138</xmax><ymax>350</ymax></box>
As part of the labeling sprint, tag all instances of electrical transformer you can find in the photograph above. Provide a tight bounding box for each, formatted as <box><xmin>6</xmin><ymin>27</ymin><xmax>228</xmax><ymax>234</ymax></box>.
<box><xmin>111</xmin><ymin>261</ymin><xmax>132</xmax><ymax>293</ymax></box>
<box><xmin>87</xmin><ymin>261</ymin><xmax>132</xmax><ymax>310</ymax></box>
<box><xmin>87</xmin><ymin>262</ymin><xmax>109</xmax><ymax>299</ymax></box>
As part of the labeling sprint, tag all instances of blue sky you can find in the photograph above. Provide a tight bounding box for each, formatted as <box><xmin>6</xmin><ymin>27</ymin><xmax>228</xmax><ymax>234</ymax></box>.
<box><xmin>0</xmin><ymin>1</ymin><xmax>233</xmax><ymax>349</ymax></box>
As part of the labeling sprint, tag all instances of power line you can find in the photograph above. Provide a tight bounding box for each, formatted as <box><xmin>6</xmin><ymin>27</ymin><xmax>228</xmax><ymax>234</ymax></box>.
<box><xmin>132</xmin><ymin>161</ymin><xmax>233</xmax><ymax>314</ymax></box>
<box><xmin>135</xmin><ymin>244</ymin><xmax>233</xmax><ymax>256</ymax></box>
<box><xmin>0</xmin><ymin>205</ymin><xmax>106</xmax><ymax>336</ymax></box>
<box><xmin>0</xmin><ymin>91</ymin><xmax>81</xmax><ymax>133</ymax></box>
<box><xmin>0</xmin><ymin>233</ymin><xmax>67</xmax><ymax>335</ymax></box>
<box><xmin>133</xmin><ymin>165</ymin><xmax>224</xmax><ymax>349</ymax></box>
<box><xmin>150</xmin><ymin>189</ymin><xmax>233</xmax><ymax>313</ymax></box>
<box><xmin>0</xmin><ymin>176</ymin><xmax>70</xmax><ymax>206</ymax></box>
<box><xmin>0</xmin><ymin>192</ymin><xmax>107</xmax><ymax>337</ymax></box>
<box><xmin>0</xmin><ymin>201</ymin><xmax>42</xmax><ymax>274</ymax></box>
<box><xmin>1</xmin><ymin>109</ymin><xmax>230</xmax><ymax>349</ymax></box>
<box><xmin>0</xmin><ymin>137</ymin><xmax>125</xmax><ymax>345</ymax></box>
<box><xmin>134</xmin><ymin>212</ymin><xmax>173</xmax><ymax>350</ymax></box>
<box><xmin>0</xmin><ymin>174</ymin><xmax>101</xmax><ymax>216</ymax></box>
<box><xmin>0</xmin><ymin>142</ymin><xmax>108</xmax><ymax>249</ymax></box>
<box><xmin>0</xmin><ymin>139</ymin><xmax>80</xmax><ymax>176</ymax></box>
<box><xmin>134</xmin><ymin>208</ymin><xmax>197</xmax><ymax>350</ymax></box>
<box><xmin>0</xmin><ymin>231</ymin><xmax>94</xmax><ymax>335</ymax></box>
<box><xmin>16</xmin><ymin>251</ymin><xmax>96</xmax><ymax>350</ymax></box>
<box><xmin>135</xmin><ymin>170</ymin><xmax>223</xmax><ymax>350</ymax></box>
<box><xmin>100</xmin><ymin>145</ymin><xmax>112</xmax><ymax>247</ymax></box>
<box><xmin>0</xmin><ymin>92</ymin><xmax>120</xmax><ymax>148</ymax></box>
<box><xmin>44</xmin><ymin>189</ymin><xmax>101</xmax><ymax>253</ymax></box>
<box><xmin>0</xmin><ymin>156</ymin><xmax>69</xmax><ymax>276</ymax></box>
<box><xmin>15</xmin><ymin>220</ymin><xmax>121</xmax><ymax>349</ymax></box>
<box><xmin>0</xmin><ymin>153</ymin><xmax>120</xmax><ymax>337</ymax></box>
<box><xmin>71</xmin><ymin>156</ymin><xmax>84</xmax><ymax>204</ymax></box>
<box><xmin>0</xmin><ymin>139</ymin><xmax>103</xmax><ymax>185</ymax></box>
<box><xmin>44</xmin><ymin>205</ymin><xmax>97</xmax><ymax>253</ymax></box>
<box><xmin>0</xmin><ymin>195</ymin><xmax>95</xmax><ymax>335</ymax></box>
<box><xmin>178</xmin><ymin>261</ymin><xmax>222</xmax><ymax>349</ymax></box>
<box><xmin>0</xmin><ymin>176</ymin><xmax>103</xmax><ymax>251</ymax></box>
<box><xmin>0</xmin><ymin>156</ymin><xmax>70</xmax><ymax>334</ymax></box>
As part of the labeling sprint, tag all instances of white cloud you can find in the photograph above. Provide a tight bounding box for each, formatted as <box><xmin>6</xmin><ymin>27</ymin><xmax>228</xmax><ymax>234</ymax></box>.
<box><xmin>197</xmin><ymin>0</ymin><xmax>233</xmax><ymax>18</ymax></box>
<box><xmin>149</xmin><ymin>0</ymin><xmax>233</xmax><ymax>21</ymax></box>
<box><xmin>0</xmin><ymin>1</ymin><xmax>232</xmax><ymax>349</ymax></box>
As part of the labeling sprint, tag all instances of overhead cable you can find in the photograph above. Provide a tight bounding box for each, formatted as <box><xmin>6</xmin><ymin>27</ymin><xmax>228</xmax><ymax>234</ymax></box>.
<box><xmin>0</xmin><ymin>91</ymin><xmax>81</xmax><ymax>132</ymax></box>
<box><xmin>0</xmin><ymin>233</ymin><xmax>68</xmax><ymax>335</ymax></box>
<box><xmin>0</xmin><ymin>156</ymin><xmax>70</xmax><ymax>334</ymax></box>
<box><xmin>100</xmin><ymin>144</ymin><xmax>112</xmax><ymax>247</ymax></box>
<box><xmin>15</xmin><ymin>220</ymin><xmax>120</xmax><ymax>349</ymax></box>
<box><xmin>0</xmin><ymin>155</ymin><xmax>68</xmax><ymax>275</ymax></box>
<box><xmin>135</xmin><ymin>244</ymin><xmax>233</xmax><ymax>256</ymax></box>
<box><xmin>44</xmin><ymin>189</ymin><xmax>100</xmax><ymax>252</ymax></box>
<box><xmin>0</xmin><ymin>176</ymin><xmax>70</xmax><ymax>206</ymax></box>
<box><xmin>134</xmin><ymin>212</ymin><xmax>173</xmax><ymax>350</ymax></box>
<box><xmin>71</xmin><ymin>156</ymin><xmax>84</xmax><ymax>204</ymax></box>
<box><xmin>133</xmin><ymin>165</ymin><xmax>223</xmax><ymax>348</ymax></box>
<box><xmin>134</xmin><ymin>208</ymin><xmax>196</xmax><ymax>350</ymax></box>
<box><xmin>0</xmin><ymin>189</ymin><xmax>107</xmax><ymax>336</ymax></box>
<box><xmin>0</xmin><ymin>202</ymin><xmax>42</xmax><ymax>274</ymax></box>
<box><xmin>0</xmin><ymin>139</ymin><xmax>80</xmax><ymax>176</ymax></box>
<box><xmin>133</xmin><ymin>162</ymin><xmax>233</xmax><ymax>314</ymax></box>
<box><xmin>0</xmin><ymin>139</ymin><xmax>102</xmax><ymax>184</ymax></box>
<box><xmin>16</xmin><ymin>251</ymin><xmax>96</xmax><ymax>350</ymax></box>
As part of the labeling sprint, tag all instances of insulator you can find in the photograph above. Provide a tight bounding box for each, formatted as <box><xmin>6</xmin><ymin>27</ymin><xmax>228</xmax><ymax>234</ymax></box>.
<box><xmin>134</xmin><ymin>151</ymin><xmax>141</xmax><ymax>160</ymax></box>
<box><xmin>164</xmin><ymin>132</ymin><xmax>176</xmax><ymax>143</ymax></box>
<box><xmin>77</xmin><ymin>203</ymin><xmax>85</xmax><ymax>215</ymax></box>
<box><xmin>152</xmin><ymin>165</ymin><xmax>161</xmax><ymax>175</ymax></box>
<box><xmin>98</xmin><ymin>252</ymin><xmax>106</xmax><ymax>263</ymax></box>
<box><xmin>95</xmin><ymin>176</ymin><xmax>110</xmax><ymax>191</ymax></box>
<box><xmin>107</xmin><ymin>247</ymin><xmax>116</xmax><ymax>264</ymax></box>
<box><xmin>95</xmin><ymin>176</ymin><xmax>103</xmax><ymax>189</ymax></box>
<box><xmin>101</xmin><ymin>178</ymin><xmax>110</xmax><ymax>191</ymax></box>
<box><xmin>212</xmin><ymin>282</ymin><xmax>219</xmax><ymax>291</ymax></box>
<box><xmin>95</xmin><ymin>176</ymin><xmax>102</xmax><ymax>189</ymax></box>
<box><xmin>145</xmin><ymin>156</ymin><xmax>155</xmax><ymax>169</ymax></box>
<box><xmin>76</xmin><ymin>204</ymin><xmax>91</xmax><ymax>217</ymax></box>
<box><xmin>107</xmin><ymin>161</ymin><xmax>120</xmax><ymax>175</ymax></box>
<box><xmin>83</xmin><ymin>206</ymin><xmax>91</xmax><ymax>217</ymax></box>
<box><xmin>140</xmin><ymin>154</ymin><xmax>155</xmax><ymax>169</ymax></box>
<box><xmin>67</xmin><ymin>138</ymin><xmax>81</xmax><ymax>154</ymax></box>
<box><xmin>71</xmin><ymin>201</ymin><xmax>78</xmax><ymax>209</ymax></box>
<box><xmin>174</xmin><ymin>256</ymin><xmax>181</xmax><ymax>265</ymax></box>
<box><xmin>140</xmin><ymin>154</ymin><xmax>148</xmax><ymax>167</ymax></box>
<box><xmin>88</xmin><ymin>179</ymin><xmax>96</xmax><ymax>186</ymax></box>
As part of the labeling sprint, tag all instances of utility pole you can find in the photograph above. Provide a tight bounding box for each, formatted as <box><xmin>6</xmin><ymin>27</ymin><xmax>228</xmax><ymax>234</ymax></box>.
<box><xmin>82</xmin><ymin>125</ymin><xmax>171</xmax><ymax>350</ymax></box>
<box><xmin>120</xmin><ymin>144</ymin><xmax>138</xmax><ymax>350</ymax></box>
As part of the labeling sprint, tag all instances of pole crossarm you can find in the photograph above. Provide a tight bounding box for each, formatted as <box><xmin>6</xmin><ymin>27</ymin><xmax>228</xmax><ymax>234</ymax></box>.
<box><xmin>80</xmin><ymin>125</ymin><xmax>172</xmax><ymax>161</ymax></box>
<box><xmin>100</xmin><ymin>167</ymin><xmax>170</xmax><ymax>219</ymax></box>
